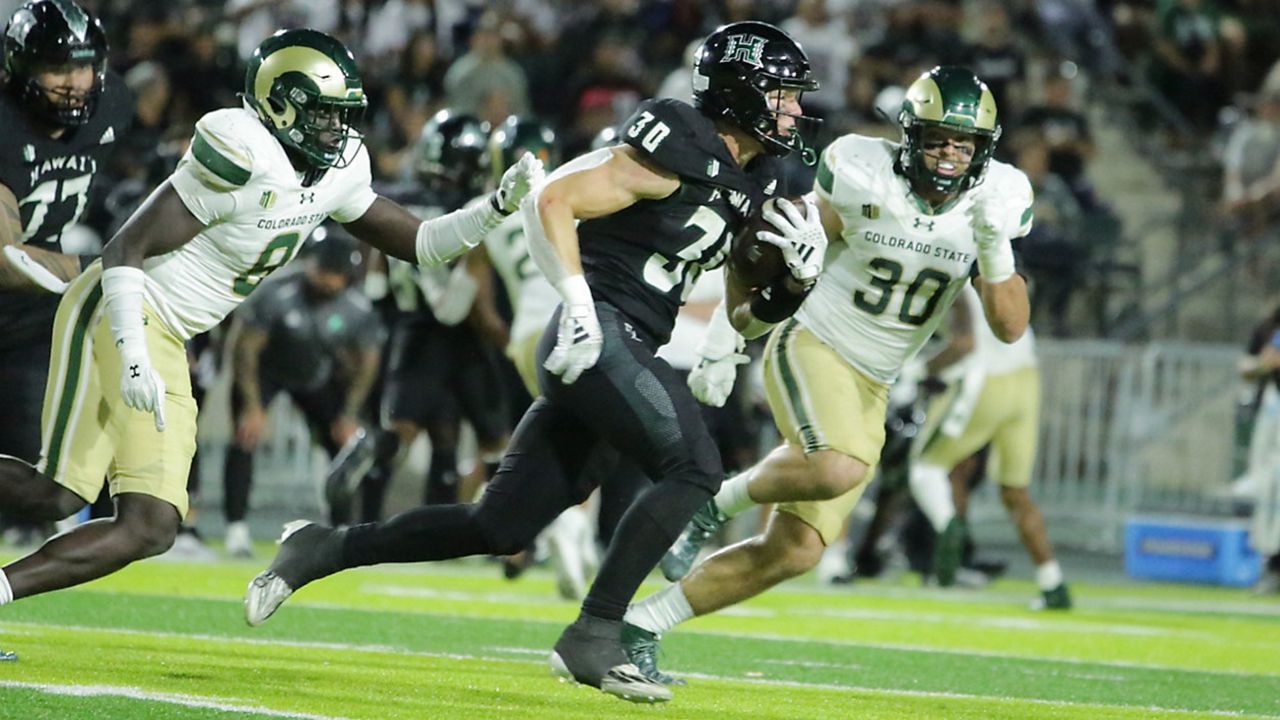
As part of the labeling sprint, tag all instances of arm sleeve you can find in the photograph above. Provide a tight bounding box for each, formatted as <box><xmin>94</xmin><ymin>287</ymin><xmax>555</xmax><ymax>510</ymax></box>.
<box><xmin>170</xmin><ymin>113</ymin><xmax>253</xmax><ymax>225</ymax></box>
<box><xmin>328</xmin><ymin>145</ymin><xmax>378</xmax><ymax>223</ymax></box>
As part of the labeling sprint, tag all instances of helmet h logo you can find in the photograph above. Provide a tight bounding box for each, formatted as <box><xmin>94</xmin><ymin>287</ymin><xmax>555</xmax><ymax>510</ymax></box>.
<box><xmin>723</xmin><ymin>34</ymin><xmax>766</xmax><ymax>68</ymax></box>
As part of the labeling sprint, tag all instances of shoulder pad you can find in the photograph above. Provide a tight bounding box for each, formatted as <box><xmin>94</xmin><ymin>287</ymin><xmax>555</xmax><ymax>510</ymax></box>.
<box><xmin>187</xmin><ymin>109</ymin><xmax>262</xmax><ymax>190</ymax></box>
<box><xmin>814</xmin><ymin>134</ymin><xmax>894</xmax><ymax>199</ymax></box>
<box><xmin>981</xmin><ymin>161</ymin><xmax>1035</xmax><ymax>239</ymax></box>
<box><xmin>620</xmin><ymin>98</ymin><xmax>730</xmax><ymax>182</ymax></box>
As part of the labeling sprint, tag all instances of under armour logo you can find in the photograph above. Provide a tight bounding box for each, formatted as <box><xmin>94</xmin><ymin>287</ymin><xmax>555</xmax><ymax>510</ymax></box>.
<box><xmin>913</xmin><ymin>218</ymin><xmax>935</xmax><ymax>232</ymax></box>
<box><xmin>723</xmin><ymin>34</ymin><xmax>766</xmax><ymax>68</ymax></box>
<box><xmin>300</xmin><ymin>192</ymin><xmax>315</xmax><ymax>204</ymax></box>
<box><xmin>129</xmin><ymin>364</ymin><xmax>141</xmax><ymax>379</ymax></box>
<box><xmin>624</xmin><ymin>322</ymin><xmax>640</xmax><ymax>342</ymax></box>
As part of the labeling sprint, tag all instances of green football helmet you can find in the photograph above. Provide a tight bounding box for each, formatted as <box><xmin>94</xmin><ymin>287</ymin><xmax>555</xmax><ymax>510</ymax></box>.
<box><xmin>897</xmin><ymin>65</ymin><xmax>1001</xmax><ymax>194</ymax></box>
<box><xmin>488</xmin><ymin>115</ymin><xmax>559</xmax><ymax>188</ymax></box>
<box><xmin>243</xmin><ymin>29</ymin><xmax>367</xmax><ymax>173</ymax></box>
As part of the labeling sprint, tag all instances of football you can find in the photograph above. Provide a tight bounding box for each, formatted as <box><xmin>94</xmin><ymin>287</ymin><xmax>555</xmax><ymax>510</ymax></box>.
<box><xmin>729</xmin><ymin>195</ymin><xmax>810</xmax><ymax>288</ymax></box>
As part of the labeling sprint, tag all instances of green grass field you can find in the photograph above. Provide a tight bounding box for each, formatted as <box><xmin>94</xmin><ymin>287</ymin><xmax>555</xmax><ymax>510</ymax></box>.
<box><xmin>0</xmin><ymin>548</ymin><xmax>1277</xmax><ymax>719</ymax></box>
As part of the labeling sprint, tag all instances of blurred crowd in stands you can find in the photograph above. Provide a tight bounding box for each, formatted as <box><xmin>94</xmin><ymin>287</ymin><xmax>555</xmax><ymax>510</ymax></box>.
<box><xmin>4</xmin><ymin>0</ymin><xmax>1278</xmax><ymax>336</ymax></box>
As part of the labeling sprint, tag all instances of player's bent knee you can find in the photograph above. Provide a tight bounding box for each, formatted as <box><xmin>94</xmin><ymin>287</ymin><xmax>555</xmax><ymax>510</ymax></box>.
<box><xmin>806</xmin><ymin>451</ymin><xmax>868</xmax><ymax>500</ymax></box>
<box><xmin>759</xmin><ymin>516</ymin><xmax>825</xmax><ymax>580</ymax></box>
<box><xmin>473</xmin><ymin>506</ymin><xmax>537</xmax><ymax>556</ymax></box>
<box><xmin>114</xmin><ymin>494</ymin><xmax>182</xmax><ymax>558</ymax></box>
<box><xmin>999</xmin><ymin>486</ymin><xmax>1032</xmax><ymax>512</ymax></box>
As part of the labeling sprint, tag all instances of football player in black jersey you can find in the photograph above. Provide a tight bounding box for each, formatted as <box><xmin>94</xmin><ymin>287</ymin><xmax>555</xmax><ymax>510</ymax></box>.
<box><xmin>377</xmin><ymin>109</ymin><xmax>512</xmax><ymax>507</ymax></box>
<box><xmin>0</xmin><ymin>0</ymin><xmax>129</xmax><ymax>577</ymax></box>
<box><xmin>0</xmin><ymin>0</ymin><xmax>130</xmax><ymax>457</ymax></box>
<box><xmin>246</xmin><ymin>22</ymin><xmax>826</xmax><ymax>703</ymax></box>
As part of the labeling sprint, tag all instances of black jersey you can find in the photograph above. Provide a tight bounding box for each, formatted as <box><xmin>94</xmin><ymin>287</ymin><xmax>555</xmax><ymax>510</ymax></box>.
<box><xmin>375</xmin><ymin>180</ymin><xmax>473</xmax><ymax>327</ymax></box>
<box><xmin>579</xmin><ymin>98</ymin><xmax>781</xmax><ymax>345</ymax></box>
<box><xmin>0</xmin><ymin>71</ymin><xmax>132</xmax><ymax>348</ymax></box>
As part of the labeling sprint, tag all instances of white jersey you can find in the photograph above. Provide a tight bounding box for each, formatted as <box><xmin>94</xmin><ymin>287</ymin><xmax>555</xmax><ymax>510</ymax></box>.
<box><xmin>148</xmin><ymin>107</ymin><xmax>377</xmax><ymax>339</ymax></box>
<box><xmin>482</xmin><ymin>212</ymin><xmax>559</xmax><ymax>344</ymax></box>
<box><xmin>802</xmin><ymin>133</ymin><xmax>1033</xmax><ymax>384</ymax></box>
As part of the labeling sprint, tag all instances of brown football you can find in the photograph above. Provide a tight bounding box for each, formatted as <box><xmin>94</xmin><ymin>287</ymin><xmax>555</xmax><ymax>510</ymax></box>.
<box><xmin>729</xmin><ymin>195</ymin><xmax>809</xmax><ymax>288</ymax></box>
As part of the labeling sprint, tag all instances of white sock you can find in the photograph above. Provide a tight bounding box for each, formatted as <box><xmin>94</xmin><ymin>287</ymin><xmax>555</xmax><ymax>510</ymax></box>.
<box><xmin>624</xmin><ymin>582</ymin><xmax>694</xmax><ymax>635</ymax></box>
<box><xmin>1036</xmin><ymin>560</ymin><xmax>1063</xmax><ymax>591</ymax></box>
<box><xmin>713</xmin><ymin>472</ymin><xmax>755</xmax><ymax>518</ymax></box>
<box><xmin>909</xmin><ymin>463</ymin><xmax>955</xmax><ymax>532</ymax></box>
<box><xmin>0</xmin><ymin>569</ymin><xmax>13</xmax><ymax>605</ymax></box>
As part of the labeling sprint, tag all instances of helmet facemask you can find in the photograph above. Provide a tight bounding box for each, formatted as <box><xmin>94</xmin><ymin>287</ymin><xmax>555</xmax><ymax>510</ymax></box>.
<box><xmin>265</xmin><ymin>82</ymin><xmax>366</xmax><ymax>171</ymax></box>
<box><xmin>899</xmin><ymin>116</ymin><xmax>1000</xmax><ymax>194</ymax></box>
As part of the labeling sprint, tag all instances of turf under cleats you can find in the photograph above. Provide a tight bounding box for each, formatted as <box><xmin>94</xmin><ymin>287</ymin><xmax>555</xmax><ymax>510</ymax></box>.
<box><xmin>1032</xmin><ymin>582</ymin><xmax>1073</xmax><ymax>611</ymax></box>
<box><xmin>659</xmin><ymin>499</ymin><xmax>728</xmax><ymax>582</ymax></box>
<box><xmin>621</xmin><ymin>622</ymin><xmax>685</xmax><ymax>686</ymax></box>
<box><xmin>549</xmin><ymin>614</ymin><xmax>672</xmax><ymax>703</ymax></box>
<box><xmin>932</xmin><ymin>517</ymin><xmax>968</xmax><ymax>588</ymax></box>
<box><xmin>244</xmin><ymin>520</ymin><xmax>345</xmax><ymax>626</ymax></box>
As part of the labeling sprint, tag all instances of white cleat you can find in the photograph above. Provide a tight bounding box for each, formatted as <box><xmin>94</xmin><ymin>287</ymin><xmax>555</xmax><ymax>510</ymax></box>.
<box><xmin>244</xmin><ymin>571</ymin><xmax>293</xmax><ymax>626</ymax></box>
<box><xmin>224</xmin><ymin>521</ymin><xmax>254</xmax><ymax>559</ymax></box>
<box><xmin>547</xmin><ymin>508</ymin><xmax>590</xmax><ymax>601</ymax></box>
<box><xmin>243</xmin><ymin>520</ymin><xmax>323</xmax><ymax>626</ymax></box>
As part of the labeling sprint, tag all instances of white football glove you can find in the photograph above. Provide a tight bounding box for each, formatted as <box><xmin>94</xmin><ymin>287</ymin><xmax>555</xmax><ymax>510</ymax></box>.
<box><xmin>543</xmin><ymin>276</ymin><xmax>602</xmax><ymax>385</ymax></box>
<box><xmin>687</xmin><ymin>302</ymin><xmax>747</xmax><ymax>407</ymax></box>
<box><xmin>2</xmin><ymin>245</ymin><xmax>69</xmax><ymax>294</ymax></box>
<box><xmin>118</xmin><ymin>348</ymin><xmax>167</xmax><ymax>432</ymax></box>
<box><xmin>102</xmin><ymin>266</ymin><xmax>166</xmax><ymax>432</ymax></box>
<box><xmin>493</xmin><ymin>152</ymin><xmax>545</xmax><ymax>215</ymax></box>
<box><xmin>755</xmin><ymin>196</ymin><xmax>828</xmax><ymax>287</ymax></box>
<box><xmin>967</xmin><ymin>196</ymin><xmax>1015</xmax><ymax>283</ymax></box>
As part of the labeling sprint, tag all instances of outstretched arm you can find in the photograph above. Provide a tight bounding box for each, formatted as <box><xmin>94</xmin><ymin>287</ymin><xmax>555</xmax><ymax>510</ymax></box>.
<box><xmin>343</xmin><ymin>153</ymin><xmax>544</xmax><ymax>266</ymax></box>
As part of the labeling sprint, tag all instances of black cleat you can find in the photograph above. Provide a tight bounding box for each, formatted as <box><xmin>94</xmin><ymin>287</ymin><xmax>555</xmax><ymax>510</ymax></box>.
<box><xmin>548</xmin><ymin>614</ymin><xmax>672</xmax><ymax>703</ymax></box>
<box><xmin>244</xmin><ymin>521</ymin><xmax>345</xmax><ymax>626</ymax></box>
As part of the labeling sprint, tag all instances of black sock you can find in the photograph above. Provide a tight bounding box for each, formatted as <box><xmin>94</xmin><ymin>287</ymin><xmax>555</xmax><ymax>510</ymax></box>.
<box><xmin>341</xmin><ymin>503</ymin><xmax>491</xmax><ymax>568</ymax></box>
<box><xmin>425</xmin><ymin>447</ymin><xmax>458</xmax><ymax>505</ymax></box>
<box><xmin>582</xmin><ymin>480</ymin><xmax>711</xmax><ymax>621</ymax></box>
<box><xmin>224</xmin><ymin>447</ymin><xmax>253</xmax><ymax>522</ymax></box>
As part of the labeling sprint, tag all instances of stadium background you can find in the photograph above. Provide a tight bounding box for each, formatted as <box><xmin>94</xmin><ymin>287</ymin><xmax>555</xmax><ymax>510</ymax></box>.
<box><xmin>3</xmin><ymin>1</ymin><xmax>1280</xmax><ymax>717</ymax></box>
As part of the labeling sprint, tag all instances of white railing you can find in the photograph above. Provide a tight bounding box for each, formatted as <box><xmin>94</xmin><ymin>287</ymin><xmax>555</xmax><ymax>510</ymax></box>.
<box><xmin>970</xmin><ymin>340</ymin><xmax>1244</xmax><ymax>552</ymax></box>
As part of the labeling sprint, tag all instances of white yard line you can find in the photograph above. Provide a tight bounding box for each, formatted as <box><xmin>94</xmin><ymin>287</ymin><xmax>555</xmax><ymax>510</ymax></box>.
<box><xmin>3</xmin><ymin>624</ymin><xmax>1276</xmax><ymax>719</ymax></box>
<box><xmin>0</xmin><ymin>680</ymin><xmax>354</xmax><ymax>720</ymax></box>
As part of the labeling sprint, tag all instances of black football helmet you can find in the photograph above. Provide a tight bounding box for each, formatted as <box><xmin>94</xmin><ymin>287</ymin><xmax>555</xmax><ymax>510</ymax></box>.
<box><xmin>414</xmin><ymin>108</ymin><xmax>490</xmax><ymax>195</ymax></box>
<box><xmin>3</xmin><ymin>0</ymin><xmax>108</xmax><ymax>127</ymax></box>
<box><xmin>489</xmin><ymin>115</ymin><xmax>559</xmax><ymax>188</ymax></box>
<box><xmin>692</xmin><ymin>21</ymin><xmax>819</xmax><ymax>157</ymax></box>
<box><xmin>243</xmin><ymin>29</ymin><xmax>367</xmax><ymax>174</ymax></box>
